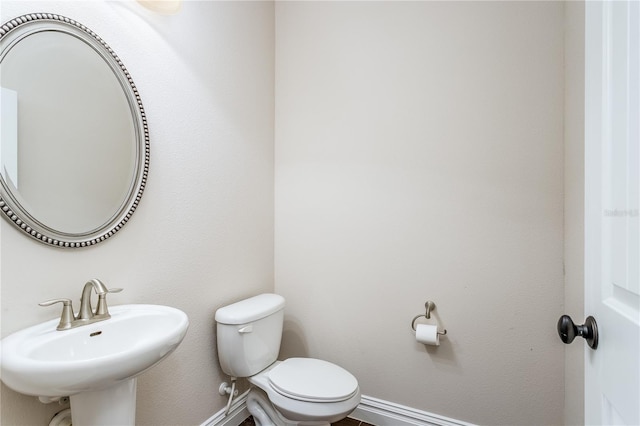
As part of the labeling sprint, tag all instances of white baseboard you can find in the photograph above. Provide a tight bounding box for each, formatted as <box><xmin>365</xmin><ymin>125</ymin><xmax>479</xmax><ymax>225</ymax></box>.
<box><xmin>202</xmin><ymin>390</ymin><xmax>250</xmax><ymax>426</ymax></box>
<box><xmin>350</xmin><ymin>395</ymin><xmax>474</xmax><ymax>426</ymax></box>
<box><xmin>201</xmin><ymin>393</ymin><xmax>473</xmax><ymax>426</ymax></box>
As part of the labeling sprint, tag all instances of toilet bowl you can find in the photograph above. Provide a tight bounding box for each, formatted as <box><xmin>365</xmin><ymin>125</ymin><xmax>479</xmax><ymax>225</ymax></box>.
<box><xmin>215</xmin><ymin>294</ymin><xmax>361</xmax><ymax>426</ymax></box>
<box><xmin>249</xmin><ymin>359</ymin><xmax>361</xmax><ymax>425</ymax></box>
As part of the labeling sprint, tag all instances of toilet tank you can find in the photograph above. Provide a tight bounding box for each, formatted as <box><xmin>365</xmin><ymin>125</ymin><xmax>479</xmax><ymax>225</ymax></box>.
<box><xmin>215</xmin><ymin>293</ymin><xmax>285</xmax><ymax>378</ymax></box>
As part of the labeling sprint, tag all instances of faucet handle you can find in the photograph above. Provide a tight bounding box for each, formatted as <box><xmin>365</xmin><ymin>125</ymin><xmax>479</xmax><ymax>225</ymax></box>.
<box><xmin>94</xmin><ymin>287</ymin><xmax>123</xmax><ymax>318</ymax></box>
<box><xmin>39</xmin><ymin>298</ymin><xmax>76</xmax><ymax>330</ymax></box>
<box><xmin>39</xmin><ymin>298</ymin><xmax>73</xmax><ymax>307</ymax></box>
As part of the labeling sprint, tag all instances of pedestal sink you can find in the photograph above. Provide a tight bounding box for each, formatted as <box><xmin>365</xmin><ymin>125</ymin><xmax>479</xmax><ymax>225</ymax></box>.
<box><xmin>0</xmin><ymin>304</ymin><xmax>189</xmax><ymax>425</ymax></box>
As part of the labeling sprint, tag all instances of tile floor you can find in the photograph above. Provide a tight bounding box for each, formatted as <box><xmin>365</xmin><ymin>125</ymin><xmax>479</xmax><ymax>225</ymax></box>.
<box><xmin>239</xmin><ymin>416</ymin><xmax>374</xmax><ymax>426</ymax></box>
<box><xmin>332</xmin><ymin>417</ymin><xmax>374</xmax><ymax>426</ymax></box>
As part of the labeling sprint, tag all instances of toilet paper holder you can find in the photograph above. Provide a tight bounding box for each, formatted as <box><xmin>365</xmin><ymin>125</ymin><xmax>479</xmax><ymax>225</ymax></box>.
<box><xmin>411</xmin><ymin>301</ymin><xmax>447</xmax><ymax>335</ymax></box>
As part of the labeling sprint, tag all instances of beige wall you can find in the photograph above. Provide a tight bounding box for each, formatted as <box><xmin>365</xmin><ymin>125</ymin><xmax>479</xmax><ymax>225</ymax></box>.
<box><xmin>0</xmin><ymin>1</ymin><xmax>274</xmax><ymax>425</ymax></box>
<box><xmin>563</xmin><ymin>2</ymin><xmax>585</xmax><ymax>425</ymax></box>
<box><xmin>274</xmin><ymin>2</ymin><xmax>565</xmax><ymax>425</ymax></box>
<box><xmin>1</xmin><ymin>1</ymin><xmax>586</xmax><ymax>425</ymax></box>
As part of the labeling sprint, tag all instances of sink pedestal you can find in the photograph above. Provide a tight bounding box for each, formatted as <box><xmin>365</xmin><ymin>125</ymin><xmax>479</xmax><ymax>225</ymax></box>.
<box><xmin>70</xmin><ymin>379</ymin><xmax>137</xmax><ymax>426</ymax></box>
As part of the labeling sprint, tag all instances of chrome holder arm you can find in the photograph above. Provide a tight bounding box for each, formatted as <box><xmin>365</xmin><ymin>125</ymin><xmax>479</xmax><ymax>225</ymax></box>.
<box><xmin>410</xmin><ymin>300</ymin><xmax>447</xmax><ymax>336</ymax></box>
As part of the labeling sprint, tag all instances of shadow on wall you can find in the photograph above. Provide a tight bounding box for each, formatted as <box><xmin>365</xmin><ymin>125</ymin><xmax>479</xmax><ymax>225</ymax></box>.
<box><xmin>414</xmin><ymin>311</ymin><xmax>460</xmax><ymax>370</ymax></box>
<box><xmin>281</xmin><ymin>317</ymin><xmax>309</xmax><ymax>359</ymax></box>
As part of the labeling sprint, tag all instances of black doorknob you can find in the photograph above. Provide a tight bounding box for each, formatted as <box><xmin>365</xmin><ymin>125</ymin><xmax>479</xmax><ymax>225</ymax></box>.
<box><xmin>557</xmin><ymin>315</ymin><xmax>598</xmax><ymax>350</ymax></box>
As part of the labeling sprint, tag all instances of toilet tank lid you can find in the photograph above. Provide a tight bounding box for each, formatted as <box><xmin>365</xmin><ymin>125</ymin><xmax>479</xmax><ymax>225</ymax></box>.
<box><xmin>215</xmin><ymin>293</ymin><xmax>285</xmax><ymax>324</ymax></box>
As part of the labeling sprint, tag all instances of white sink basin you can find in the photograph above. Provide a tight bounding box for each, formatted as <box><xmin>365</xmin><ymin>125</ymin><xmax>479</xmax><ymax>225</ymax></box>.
<box><xmin>0</xmin><ymin>304</ymin><xmax>189</xmax><ymax>397</ymax></box>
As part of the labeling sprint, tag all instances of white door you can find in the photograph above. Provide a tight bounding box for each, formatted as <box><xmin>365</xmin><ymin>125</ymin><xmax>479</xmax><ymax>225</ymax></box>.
<box><xmin>584</xmin><ymin>1</ymin><xmax>640</xmax><ymax>425</ymax></box>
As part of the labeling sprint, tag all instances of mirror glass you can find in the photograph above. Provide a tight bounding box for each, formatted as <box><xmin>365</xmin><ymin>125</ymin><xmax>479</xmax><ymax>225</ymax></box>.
<box><xmin>0</xmin><ymin>14</ymin><xmax>149</xmax><ymax>247</ymax></box>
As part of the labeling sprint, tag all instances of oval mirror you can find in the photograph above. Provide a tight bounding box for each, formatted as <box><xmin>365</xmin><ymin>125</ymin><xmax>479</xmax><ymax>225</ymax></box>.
<box><xmin>0</xmin><ymin>14</ymin><xmax>149</xmax><ymax>248</ymax></box>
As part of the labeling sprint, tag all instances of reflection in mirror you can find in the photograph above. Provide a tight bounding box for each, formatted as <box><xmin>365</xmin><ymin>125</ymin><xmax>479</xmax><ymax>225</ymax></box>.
<box><xmin>0</xmin><ymin>14</ymin><xmax>149</xmax><ymax>247</ymax></box>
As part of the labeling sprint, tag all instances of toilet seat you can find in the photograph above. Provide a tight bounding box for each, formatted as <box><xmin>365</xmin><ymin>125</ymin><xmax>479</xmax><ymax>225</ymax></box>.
<box><xmin>248</xmin><ymin>359</ymin><xmax>362</xmax><ymax>424</ymax></box>
<box><xmin>268</xmin><ymin>358</ymin><xmax>359</xmax><ymax>403</ymax></box>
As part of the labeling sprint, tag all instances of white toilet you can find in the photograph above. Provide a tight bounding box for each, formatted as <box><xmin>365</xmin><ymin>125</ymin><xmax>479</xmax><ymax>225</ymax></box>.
<box><xmin>215</xmin><ymin>294</ymin><xmax>361</xmax><ymax>426</ymax></box>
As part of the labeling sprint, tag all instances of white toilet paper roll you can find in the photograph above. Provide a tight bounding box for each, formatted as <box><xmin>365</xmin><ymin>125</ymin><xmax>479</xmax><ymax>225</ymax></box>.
<box><xmin>415</xmin><ymin>324</ymin><xmax>440</xmax><ymax>346</ymax></box>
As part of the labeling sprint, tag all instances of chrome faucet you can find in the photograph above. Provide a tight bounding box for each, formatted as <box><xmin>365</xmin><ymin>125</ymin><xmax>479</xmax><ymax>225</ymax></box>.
<box><xmin>39</xmin><ymin>279</ymin><xmax>123</xmax><ymax>330</ymax></box>
<box><xmin>79</xmin><ymin>278</ymin><xmax>110</xmax><ymax>320</ymax></box>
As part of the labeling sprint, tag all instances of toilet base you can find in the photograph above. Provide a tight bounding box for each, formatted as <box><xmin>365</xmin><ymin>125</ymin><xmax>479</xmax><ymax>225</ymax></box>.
<box><xmin>247</xmin><ymin>389</ymin><xmax>330</xmax><ymax>426</ymax></box>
